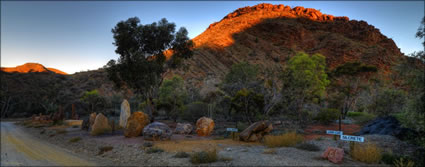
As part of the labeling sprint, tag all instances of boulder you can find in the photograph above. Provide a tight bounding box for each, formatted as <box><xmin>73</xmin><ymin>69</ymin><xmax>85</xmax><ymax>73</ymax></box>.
<box><xmin>239</xmin><ymin>121</ymin><xmax>273</xmax><ymax>142</ymax></box>
<box><xmin>119</xmin><ymin>99</ymin><xmax>131</xmax><ymax>128</ymax></box>
<box><xmin>143</xmin><ymin>122</ymin><xmax>172</xmax><ymax>141</ymax></box>
<box><xmin>124</xmin><ymin>111</ymin><xmax>150</xmax><ymax>138</ymax></box>
<box><xmin>356</xmin><ymin>116</ymin><xmax>418</xmax><ymax>140</ymax></box>
<box><xmin>322</xmin><ymin>147</ymin><xmax>344</xmax><ymax>164</ymax></box>
<box><xmin>89</xmin><ymin>112</ymin><xmax>97</xmax><ymax>128</ymax></box>
<box><xmin>174</xmin><ymin>123</ymin><xmax>193</xmax><ymax>134</ymax></box>
<box><xmin>196</xmin><ymin>117</ymin><xmax>215</xmax><ymax>136</ymax></box>
<box><xmin>90</xmin><ymin>113</ymin><xmax>112</xmax><ymax>136</ymax></box>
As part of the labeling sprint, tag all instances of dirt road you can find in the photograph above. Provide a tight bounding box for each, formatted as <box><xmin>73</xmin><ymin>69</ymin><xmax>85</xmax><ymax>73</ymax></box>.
<box><xmin>0</xmin><ymin>122</ymin><xmax>96</xmax><ymax>166</ymax></box>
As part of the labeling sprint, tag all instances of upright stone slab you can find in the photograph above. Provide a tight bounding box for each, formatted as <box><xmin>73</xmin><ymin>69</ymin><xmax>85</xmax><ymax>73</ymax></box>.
<box><xmin>119</xmin><ymin>99</ymin><xmax>131</xmax><ymax>128</ymax></box>
<box><xmin>89</xmin><ymin>112</ymin><xmax>97</xmax><ymax>129</ymax></box>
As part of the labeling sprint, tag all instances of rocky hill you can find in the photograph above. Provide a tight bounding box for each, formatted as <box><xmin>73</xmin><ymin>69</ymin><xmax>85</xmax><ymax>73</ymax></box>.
<box><xmin>1</xmin><ymin>63</ymin><xmax>68</xmax><ymax>75</ymax></box>
<box><xmin>170</xmin><ymin>3</ymin><xmax>403</xmax><ymax>91</ymax></box>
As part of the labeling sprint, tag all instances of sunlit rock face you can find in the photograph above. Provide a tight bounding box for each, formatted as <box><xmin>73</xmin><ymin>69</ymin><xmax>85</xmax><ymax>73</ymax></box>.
<box><xmin>1</xmin><ymin>63</ymin><xmax>67</xmax><ymax>75</ymax></box>
<box><xmin>168</xmin><ymin>3</ymin><xmax>403</xmax><ymax>93</ymax></box>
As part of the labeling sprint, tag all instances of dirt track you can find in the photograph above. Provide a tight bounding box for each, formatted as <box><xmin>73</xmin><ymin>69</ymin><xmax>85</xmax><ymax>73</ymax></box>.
<box><xmin>0</xmin><ymin>122</ymin><xmax>96</xmax><ymax>166</ymax></box>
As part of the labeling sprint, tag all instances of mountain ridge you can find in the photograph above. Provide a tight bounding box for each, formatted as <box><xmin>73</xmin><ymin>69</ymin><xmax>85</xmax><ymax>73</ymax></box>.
<box><xmin>1</xmin><ymin>63</ymin><xmax>68</xmax><ymax>75</ymax></box>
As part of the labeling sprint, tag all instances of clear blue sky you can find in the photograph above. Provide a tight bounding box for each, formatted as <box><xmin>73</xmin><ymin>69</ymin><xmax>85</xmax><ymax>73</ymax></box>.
<box><xmin>1</xmin><ymin>1</ymin><xmax>424</xmax><ymax>74</ymax></box>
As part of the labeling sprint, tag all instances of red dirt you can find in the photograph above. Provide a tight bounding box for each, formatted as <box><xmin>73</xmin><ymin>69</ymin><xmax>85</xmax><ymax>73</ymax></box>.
<box><xmin>304</xmin><ymin>123</ymin><xmax>362</xmax><ymax>140</ymax></box>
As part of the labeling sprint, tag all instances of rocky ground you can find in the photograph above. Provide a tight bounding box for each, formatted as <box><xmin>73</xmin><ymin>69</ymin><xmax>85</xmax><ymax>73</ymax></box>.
<box><xmin>15</xmin><ymin>121</ymin><xmax>404</xmax><ymax>166</ymax></box>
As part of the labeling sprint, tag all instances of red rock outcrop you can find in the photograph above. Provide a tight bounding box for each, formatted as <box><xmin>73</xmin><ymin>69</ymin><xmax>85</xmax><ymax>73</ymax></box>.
<box><xmin>169</xmin><ymin>3</ymin><xmax>403</xmax><ymax>92</ymax></box>
<box><xmin>1</xmin><ymin>63</ymin><xmax>67</xmax><ymax>75</ymax></box>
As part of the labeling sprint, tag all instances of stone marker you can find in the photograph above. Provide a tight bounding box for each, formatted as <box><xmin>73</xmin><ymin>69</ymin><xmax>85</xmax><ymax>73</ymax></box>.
<box><xmin>124</xmin><ymin>111</ymin><xmax>150</xmax><ymax>137</ymax></box>
<box><xmin>90</xmin><ymin>113</ymin><xmax>112</xmax><ymax>136</ymax></box>
<box><xmin>196</xmin><ymin>117</ymin><xmax>215</xmax><ymax>136</ymax></box>
<box><xmin>239</xmin><ymin>121</ymin><xmax>273</xmax><ymax>142</ymax></box>
<box><xmin>322</xmin><ymin>147</ymin><xmax>344</xmax><ymax>164</ymax></box>
<box><xmin>174</xmin><ymin>123</ymin><xmax>193</xmax><ymax>135</ymax></box>
<box><xmin>119</xmin><ymin>99</ymin><xmax>131</xmax><ymax>128</ymax></box>
<box><xmin>143</xmin><ymin>122</ymin><xmax>172</xmax><ymax>141</ymax></box>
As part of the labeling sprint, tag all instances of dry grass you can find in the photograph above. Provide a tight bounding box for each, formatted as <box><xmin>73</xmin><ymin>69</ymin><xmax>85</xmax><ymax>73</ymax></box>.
<box><xmin>190</xmin><ymin>149</ymin><xmax>218</xmax><ymax>164</ymax></box>
<box><xmin>394</xmin><ymin>157</ymin><xmax>415</xmax><ymax>167</ymax></box>
<box><xmin>98</xmin><ymin>146</ymin><xmax>113</xmax><ymax>155</ymax></box>
<box><xmin>351</xmin><ymin>142</ymin><xmax>382</xmax><ymax>164</ymax></box>
<box><xmin>263</xmin><ymin>149</ymin><xmax>277</xmax><ymax>154</ymax></box>
<box><xmin>154</xmin><ymin>139</ymin><xmax>259</xmax><ymax>152</ymax></box>
<box><xmin>69</xmin><ymin>137</ymin><xmax>82</xmax><ymax>143</ymax></box>
<box><xmin>264</xmin><ymin>132</ymin><xmax>304</xmax><ymax>148</ymax></box>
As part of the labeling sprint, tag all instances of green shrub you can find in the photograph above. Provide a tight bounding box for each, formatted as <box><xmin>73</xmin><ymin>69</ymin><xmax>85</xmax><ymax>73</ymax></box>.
<box><xmin>143</xmin><ymin>142</ymin><xmax>153</xmax><ymax>147</ymax></box>
<box><xmin>98</xmin><ymin>146</ymin><xmax>113</xmax><ymax>155</ymax></box>
<box><xmin>174</xmin><ymin>151</ymin><xmax>189</xmax><ymax>158</ymax></box>
<box><xmin>180</xmin><ymin>101</ymin><xmax>208</xmax><ymax>122</ymax></box>
<box><xmin>314</xmin><ymin>108</ymin><xmax>340</xmax><ymax>125</ymax></box>
<box><xmin>146</xmin><ymin>147</ymin><xmax>164</xmax><ymax>154</ymax></box>
<box><xmin>295</xmin><ymin>142</ymin><xmax>320</xmax><ymax>151</ymax></box>
<box><xmin>237</xmin><ymin>122</ymin><xmax>249</xmax><ymax>131</ymax></box>
<box><xmin>69</xmin><ymin>137</ymin><xmax>82</xmax><ymax>143</ymax></box>
<box><xmin>394</xmin><ymin>157</ymin><xmax>415</xmax><ymax>167</ymax></box>
<box><xmin>348</xmin><ymin>112</ymin><xmax>376</xmax><ymax>125</ymax></box>
<box><xmin>190</xmin><ymin>149</ymin><xmax>218</xmax><ymax>164</ymax></box>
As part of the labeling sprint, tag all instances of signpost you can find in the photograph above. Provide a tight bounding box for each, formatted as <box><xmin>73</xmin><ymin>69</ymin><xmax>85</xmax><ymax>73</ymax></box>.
<box><xmin>340</xmin><ymin>135</ymin><xmax>364</xmax><ymax>142</ymax></box>
<box><xmin>227</xmin><ymin>128</ymin><xmax>238</xmax><ymax>140</ymax></box>
<box><xmin>326</xmin><ymin>130</ymin><xmax>343</xmax><ymax>135</ymax></box>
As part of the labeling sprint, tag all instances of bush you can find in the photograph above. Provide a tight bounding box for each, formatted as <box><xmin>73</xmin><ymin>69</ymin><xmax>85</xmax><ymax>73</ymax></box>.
<box><xmin>347</xmin><ymin>112</ymin><xmax>376</xmax><ymax>125</ymax></box>
<box><xmin>180</xmin><ymin>101</ymin><xmax>208</xmax><ymax>122</ymax></box>
<box><xmin>314</xmin><ymin>108</ymin><xmax>340</xmax><ymax>125</ymax></box>
<box><xmin>98</xmin><ymin>146</ymin><xmax>113</xmax><ymax>155</ymax></box>
<box><xmin>69</xmin><ymin>137</ymin><xmax>82</xmax><ymax>143</ymax></box>
<box><xmin>174</xmin><ymin>151</ymin><xmax>190</xmax><ymax>158</ymax></box>
<box><xmin>237</xmin><ymin>122</ymin><xmax>249</xmax><ymax>131</ymax></box>
<box><xmin>146</xmin><ymin>147</ymin><xmax>164</xmax><ymax>154</ymax></box>
<box><xmin>143</xmin><ymin>142</ymin><xmax>153</xmax><ymax>147</ymax></box>
<box><xmin>264</xmin><ymin>132</ymin><xmax>304</xmax><ymax>148</ymax></box>
<box><xmin>381</xmin><ymin>152</ymin><xmax>398</xmax><ymax>164</ymax></box>
<box><xmin>190</xmin><ymin>149</ymin><xmax>218</xmax><ymax>164</ymax></box>
<box><xmin>351</xmin><ymin>142</ymin><xmax>382</xmax><ymax>164</ymax></box>
<box><xmin>295</xmin><ymin>142</ymin><xmax>320</xmax><ymax>151</ymax></box>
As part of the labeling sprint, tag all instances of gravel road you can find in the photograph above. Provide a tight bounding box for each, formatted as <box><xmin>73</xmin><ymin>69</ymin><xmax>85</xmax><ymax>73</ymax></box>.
<box><xmin>1</xmin><ymin>121</ymin><xmax>97</xmax><ymax>166</ymax></box>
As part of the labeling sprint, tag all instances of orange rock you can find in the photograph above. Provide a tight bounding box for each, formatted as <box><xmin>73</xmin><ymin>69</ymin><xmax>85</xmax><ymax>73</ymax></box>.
<box><xmin>322</xmin><ymin>147</ymin><xmax>344</xmax><ymax>164</ymax></box>
<box><xmin>196</xmin><ymin>117</ymin><xmax>214</xmax><ymax>136</ymax></box>
<box><xmin>124</xmin><ymin>111</ymin><xmax>150</xmax><ymax>137</ymax></box>
<box><xmin>89</xmin><ymin>112</ymin><xmax>97</xmax><ymax>128</ymax></box>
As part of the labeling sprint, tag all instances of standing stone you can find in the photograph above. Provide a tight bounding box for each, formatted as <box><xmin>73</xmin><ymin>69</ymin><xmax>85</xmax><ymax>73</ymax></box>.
<box><xmin>196</xmin><ymin>117</ymin><xmax>215</xmax><ymax>136</ymax></box>
<box><xmin>143</xmin><ymin>122</ymin><xmax>172</xmax><ymax>141</ymax></box>
<box><xmin>322</xmin><ymin>147</ymin><xmax>344</xmax><ymax>164</ymax></box>
<box><xmin>124</xmin><ymin>111</ymin><xmax>150</xmax><ymax>137</ymax></box>
<box><xmin>90</xmin><ymin>113</ymin><xmax>112</xmax><ymax>136</ymax></box>
<box><xmin>239</xmin><ymin>121</ymin><xmax>273</xmax><ymax>142</ymax></box>
<box><xmin>174</xmin><ymin>123</ymin><xmax>193</xmax><ymax>134</ymax></box>
<box><xmin>89</xmin><ymin>112</ymin><xmax>97</xmax><ymax>128</ymax></box>
<box><xmin>120</xmin><ymin>99</ymin><xmax>131</xmax><ymax>128</ymax></box>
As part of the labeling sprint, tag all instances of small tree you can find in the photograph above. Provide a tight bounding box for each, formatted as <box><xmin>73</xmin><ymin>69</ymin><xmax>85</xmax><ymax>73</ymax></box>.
<box><xmin>158</xmin><ymin>75</ymin><xmax>187</xmax><ymax>121</ymax></box>
<box><xmin>221</xmin><ymin>61</ymin><xmax>261</xmax><ymax>96</ymax></box>
<box><xmin>231</xmin><ymin>88</ymin><xmax>264</xmax><ymax>123</ymax></box>
<box><xmin>106</xmin><ymin>17</ymin><xmax>193</xmax><ymax>115</ymax></box>
<box><xmin>281</xmin><ymin>52</ymin><xmax>330</xmax><ymax>121</ymax></box>
<box><xmin>81</xmin><ymin>90</ymin><xmax>106</xmax><ymax>114</ymax></box>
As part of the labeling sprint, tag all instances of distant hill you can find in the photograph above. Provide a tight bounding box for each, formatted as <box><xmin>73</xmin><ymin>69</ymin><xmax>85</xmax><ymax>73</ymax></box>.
<box><xmin>1</xmin><ymin>63</ymin><xmax>68</xmax><ymax>75</ymax></box>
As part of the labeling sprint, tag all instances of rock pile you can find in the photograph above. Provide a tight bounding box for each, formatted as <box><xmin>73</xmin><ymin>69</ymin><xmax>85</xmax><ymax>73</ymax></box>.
<box><xmin>239</xmin><ymin>121</ymin><xmax>273</xmax><ymax>142</ymax></box>
<box><xmin>356</xmin><ymin>116</ymin><xmax>418</xmax><ymax>140</ymax></box>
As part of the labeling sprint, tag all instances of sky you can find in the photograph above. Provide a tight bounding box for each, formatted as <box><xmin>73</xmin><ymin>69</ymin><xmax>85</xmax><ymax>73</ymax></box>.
<box><xmin>1</xmin><ymin>1</ymin><xmax>424</xmax><ymax>74</ymax></box>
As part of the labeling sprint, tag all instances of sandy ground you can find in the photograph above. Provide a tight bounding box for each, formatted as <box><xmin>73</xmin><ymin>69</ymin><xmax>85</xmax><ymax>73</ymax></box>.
<box><xmin>0</xmin><ymin>122</ymin><xmax>101</xmax><ymax>166</ymax></box>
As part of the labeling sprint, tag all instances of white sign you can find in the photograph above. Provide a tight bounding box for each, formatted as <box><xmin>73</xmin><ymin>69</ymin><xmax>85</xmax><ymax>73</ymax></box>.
<box><xmin>340</xmin><ymin>135</ymin><xmax>364</xmax><ymax>142</ymax></box>
<box><xmin>226</xmin><ymin>128</ymin><xmax>238</xmax><ymax>132</ymax></box>
<box><xmin>326</xmin><ymin>130</ymin><xmax>343</xmax><ymax>135</ymax></box>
